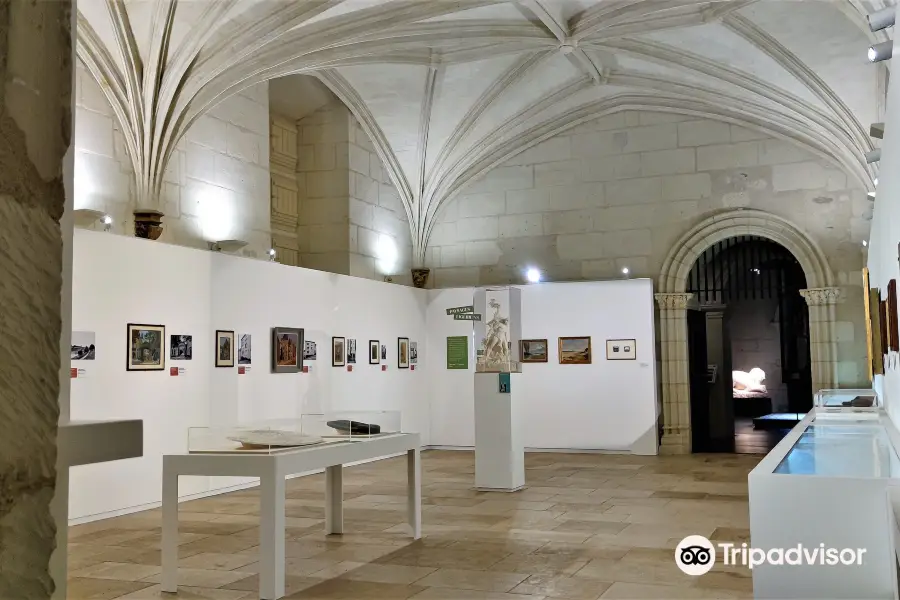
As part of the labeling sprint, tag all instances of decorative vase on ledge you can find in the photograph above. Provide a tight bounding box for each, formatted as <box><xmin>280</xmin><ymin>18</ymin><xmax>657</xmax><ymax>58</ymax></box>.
<box><xmin>411</xmin><ymin>268</ymin><xmax>430</xmax><ymax>289</ymax></box>
<box><xmin>133</xmin><ymin>209</ymin><xmax>164</xmax><ymax>240</ymax></box>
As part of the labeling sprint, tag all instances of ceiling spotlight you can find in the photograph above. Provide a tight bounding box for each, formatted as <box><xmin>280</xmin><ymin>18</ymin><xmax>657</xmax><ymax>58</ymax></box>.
<box><xmin>871</xmin><ymin>122</ymin><xmax>885</xmax><ymax>139</ymax></box>
<box><xmin>868</xmin><ymin>191</ymin><xmax>876</xmax><ymax>200</ymax></box>
<box><xmin>874</xmin><ymin>177</ymin><xmax>879</xmax><ymax>187</ymax></box>
<box><xmin>526</xmin><ymin>267</ymin><xmax>541</xmax><ymax>283</ymax></box>
<box><xmin>868</xmin><ymin>40</ymin><xmax>893</xmax><ymax>62</ymax></box>
<box><xmin>868</xmin><ymin>6</ymin><xmax>895</xmax><ymax>32</ymax></box>
<box><xmin>866</xmin><ymin>149</ymin><xmax>882</xmax><ymax>163</ymax></box>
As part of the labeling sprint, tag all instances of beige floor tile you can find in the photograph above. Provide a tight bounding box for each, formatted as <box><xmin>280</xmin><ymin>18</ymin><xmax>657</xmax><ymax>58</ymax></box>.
<box><xmin>223</xmin><ymin>574</ymin><xmax>321</xmax><ymax>595</ymax></box>
<box><xmin>415</xmin><ymin>568</ymin><xmax>529</xmax><ymax>592</ymax></box>
<box><xmin>511</xmin><ymin>573</ymin><xmax>611</xmax><ymax>599</ymax></box>
<box><xmin>142</xmin><ymin>567</ymin><xmax>252</xmax><ymax>588</ymax></box>
<box><xmin>179</xmin><ymin>553</ymin><xmax>257</xmax><ymax>571</ymax></box>
<box><xmin>286</xmin><ymin>579</ymin><xmax>426</xmax><ymax>599</ymax></box>
<box><xmin>67</xmin><ymin>577</ymin><xmax>154</xmax><ymax>600</ymax></box>
<box><xmin>308</xmin><ymin>561</ymin><xmax>367</xmax><ymax>578</ymax></box>
<box><xmin>111</xmin><ymin>583</ymin><xmax>255</xmax><ymax>599</ymax></box>
<box><xmin>70</xmin><ymin>562</ymin><xmax>161</xmax><ymax>582</ymax></box>
<box><xmin>229</xmin><ymin>557</ymin><xmax>333</xmax><ymax>577</ymax></box>
<box><xmin>338</xmin><ymin>563</ymin><xmax>437</xmax><ymax>584</ymax></box>
<box><xmin>599</xmin><ymin>581</ymin><xmax>747</xmax><ymax>599</ymax></box>
<box><xmin>489</xmin><ymin>553</ymin><xmax>589</xmax><ymax>576</ymax></box>
<box><xmin>410</xmin><ymin>587</ymin><xmax>547</xmax><ymax>600</ymax></box>
<box><xmin>574</xmin><ymin>557</ymin><xmax>692</xmax><ymax>588</ymax></box>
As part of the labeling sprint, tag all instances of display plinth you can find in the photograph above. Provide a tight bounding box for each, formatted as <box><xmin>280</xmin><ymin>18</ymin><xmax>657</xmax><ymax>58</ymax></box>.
<box><xmin>474</xmin><ymin>372</ymin><xmax>524</xmax><ymax>492</ymax></box>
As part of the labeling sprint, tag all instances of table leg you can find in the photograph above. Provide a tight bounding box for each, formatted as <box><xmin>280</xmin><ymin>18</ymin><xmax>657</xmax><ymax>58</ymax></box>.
<box><xmin>407</xmin><ymin>448</ymin><xmax>422</xmax><ymax>539</ymax></box>
<box><xmin>259</xmin><ymin>469</ymin><xmax>285</xmax><ymax>600</ymax></box>
<box><xmin>161</xmin><ymin>466</ymin><xmax>178</xmax><ymax>592</ymax></box>
<box><xmin>325</xmin><ymin>465</ymin><xmax>343</xmax><ymax>535</ymax></box>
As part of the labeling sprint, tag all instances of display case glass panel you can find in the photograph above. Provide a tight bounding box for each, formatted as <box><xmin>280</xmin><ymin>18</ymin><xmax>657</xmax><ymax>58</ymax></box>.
<box><xmin>814</xmin><ymin>388</ymin><xmax>880</xmax><ymax>410</ymax></box>
<box><xmin>774</xmin><ymin>421</ymin><xmax>900</xmax><ymax>477</ymax></box>
<box><xmin>319</xmin><ymin>410</ymin><xmax>401</xmax><ymax>438</ymax></box>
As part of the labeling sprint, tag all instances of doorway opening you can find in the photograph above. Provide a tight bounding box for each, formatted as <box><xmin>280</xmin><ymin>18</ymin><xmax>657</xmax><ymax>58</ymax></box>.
<box><xmin>684</xmin><ymin>235</ymin><xmax>812</xmax><ymax>454</ymax></box>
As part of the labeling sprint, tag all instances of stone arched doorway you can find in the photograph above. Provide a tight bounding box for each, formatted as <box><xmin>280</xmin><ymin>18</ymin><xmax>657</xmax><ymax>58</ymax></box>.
<box><xmin>655</xmin><ymin>210</ymin><xmax>840</xmax><ymax>454</ymax></box>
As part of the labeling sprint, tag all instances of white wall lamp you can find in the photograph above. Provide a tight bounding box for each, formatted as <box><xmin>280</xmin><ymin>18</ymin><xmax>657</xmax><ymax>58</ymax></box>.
<box><xmin>621</xmin><ymin>266</ymin><xmax>630</xmax><ymax>279</ymax></box>
<box><xmin>868</xmin><ymin>6</ymin><xmax>895</xmax><ymax>32</ymax></box>
<box><xmin>868</xmin><ymin>40</ymin><xmax>893</xmax><ymax>62</ymax></box>
<box><xmin>866</xmin><ymin>149</ymin><xmax>882</xmax><ymax>163</ymax></box>
<box><xmin>73</xmin><ymin>208</ymin><xmax>113</xmax><ymax>232</ymax></box>
<box><xmin>863</xmin><ymin>240</ymin><xmax>869</xmax><ymax>247</ymax></box>
<box><xmin>208</xmin><ymin>239</ymin><xmax>248</xmax><ymax>253</ymax></box>
<box><xmin>267</xmin><ymin>248</ymin><xmax>277</xmax><ymax>261</ymax></box>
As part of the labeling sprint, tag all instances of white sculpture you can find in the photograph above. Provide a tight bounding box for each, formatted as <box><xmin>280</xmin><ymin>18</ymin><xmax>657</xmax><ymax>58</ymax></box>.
<box><xmin>733</xmin><ymin>367</ymin><xmax>767</xmax><ymax>393</ymax></box>
<box><xmin>479</xmin><ymin>299</ymin><xmax>511</xmax><ymax>371</ymax></box>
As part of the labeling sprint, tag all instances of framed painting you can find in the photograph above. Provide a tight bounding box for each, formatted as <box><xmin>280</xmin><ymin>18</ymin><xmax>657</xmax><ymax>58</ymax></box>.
<box><xmin>398</xmin><ymin>337</ymin><xmax>410</xmax><ymax>369</ymax></box>
<box><xmin>880</xmin><ymin>296</ymin><xmax>889</xmax><ymax>360</ymax></box>
<box><xmin>215</xmin><ymin>330</ymin><xmax>235</xmax><ymax>367</ymax></box>
<box><xmin>272</xmin><ymin>327</ymin><xmax>303</xmax><ymax>373</ymax></box>
<box><xmin>606</xmin><ymin>339</ymin><xmax>637</xmax><ymax>360</ymax></box>
<box><xmin>870</xmin><ymin>289</ymin><xmax>884</xmax><ymax>375</ymax></box>
<box><xmin>520</xmin><ymin>339</ymin><xmax>548</xmax><ymax>363</ymax></box>
<box><xmin>332</xmin><ymin>336</ymin><xmax>346</xmax><ymax>367</ymax></box>
<box><xmin>369</xmin><ymin>340</ymin><xmax>380</xmax><ymax>364</ymax></box>
<box><xmin>558</xmin><ymin>336</ymin><xmax>591</xmax><ymax>365</ymax></box>
<box><xmin>170</xmin><ymin>334</ymin><xmax>192</xmax><ymax>360</ymax></box>
<box><xmin>347</xmin><ymin>339</ymin><xmax>357</xmax><ymax>364</ymax></box>
<box><xmin>889</xmin><ymin>279</ymin><xmax>898</xmax><ymax>352</ymax></box>
<box><xmin>127</xmin><ymin>324</ymin><xmax>165</xmax><ymax>371</ymax></box>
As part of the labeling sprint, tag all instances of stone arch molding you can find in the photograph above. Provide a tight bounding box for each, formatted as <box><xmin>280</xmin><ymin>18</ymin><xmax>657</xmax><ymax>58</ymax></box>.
<box><xmin>654</xmin><ymin>209</ymin><xmax>841</xmax><ymax>454</ymax></box>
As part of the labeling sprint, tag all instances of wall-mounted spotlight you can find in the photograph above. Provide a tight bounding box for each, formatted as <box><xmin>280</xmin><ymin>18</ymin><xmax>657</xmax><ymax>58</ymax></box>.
<box><xmin>863</xmin><ymin>240</ymin><xmax>869</xmax><ymax>247</ymax></box>
<box><xmin>868</xmin><ymin>191</ymin><xmax>876</xmax><ymax>200</ymax></box>
<box><xmin>874</xmin><ymin>176</ymin><xmax>879</xmax><ymax>187</ymax></box>
<box><xmin>868</xmin><ymin>40</ymin><xmax>893</xmax><ymax>62</ymax></box>
<box><xmin>208</xmin><ymin>239</ymin><xmax>248</xmax><ymax>253</ymax></box>
<box><xmin>871</xmin><ymin>122</ymin><xmax>885</xmax><ymax>139</ymax></box>
<box><xmin>267</xmin><ymin>248</ymin><xmax>277</xmax><ymax>261</ymax></box>
<box><xmin>526</xmin><ymin>267</ymin><xmax>541</xmax><ymax>283</ymax></box>
<box><xmin>868</xmin><ymin>6</ymin><xmax>895</xmax><ymax>32</ymax></box>
<box><xmin>73</xmin><ymin>208</ymin><xmax>113</xmax><ymax>232</ymax></box>
<box><xmin>866</xmin><ymin>149</ymin><xmax>882</xmax><ymax>163</ymax></box>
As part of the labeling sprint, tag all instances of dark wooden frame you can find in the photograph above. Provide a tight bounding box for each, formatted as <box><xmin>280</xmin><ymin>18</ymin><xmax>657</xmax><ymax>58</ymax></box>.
<box><xmin>126</xmin><ymin>323</ymin><xmax>166</xmax><ymax>371</ymax></box>
<box><xmin>889</xmin><ymin>279</ymin><xmax>899</xmax><ymax>352</ymax></box>
<box><xmin>215</xmin><ymin>329</ymin><xmax>235</xmax><ymax>368</ymax></box>
<box><xmin>271</xmin><ymin>327</ymin><xmax>303</xmax><ymax>373</ymax></box>
<box><xmin>606</xmin><ymin>338</ymin><xmax>637</xmax><ymax>361</ymax></box>
<box><xmin>558</xmin><ymin>336</ymin><xmax>592</xmax><ymax>365</ymax></box>
<box><xmin>520</xmin><ymin>338</ymin><xmax>549</xmax><ymax>363</ymax></box>
<box><xmin>398</xmin><ymin>337</ymin><xmax>410</xmax><ymax>369</ymax></box>
<box><xmin>369</xmin><ymin>340</ymin><xmax>380</xmax><ymax>364</ymax></box>
<box><xmin>332</xmin><ymin>336</ymin><xmax>346</xmax><ymax>367</ymax></box>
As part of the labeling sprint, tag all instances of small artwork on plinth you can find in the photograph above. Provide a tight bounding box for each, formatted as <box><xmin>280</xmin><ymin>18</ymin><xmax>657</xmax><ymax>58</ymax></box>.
<box><xmin>303</xmin><ymin>340</ymin><xmax>317</xmax><ymax>361</ymax></box>
<box><xmin>238</xmin><ymin>333</ymin><xmax>252</xmax><ymax>365</ymax></box>
<box><xmin>71</xmin><ymin>331</ymin><xmax>96</xmax><ymax>361</ymax></box>
<box><xmin>606</xmin><ymin>339</ymin><xmax>637</xmax><ymax>360</ymax></box>
<box><xmin>216</xmin><ymin>330</ymin><xmax>235</xmax><ymax>368</ymax></box>
<box><xmin>398</xmin><ymin>337</ymin><xmax>410</xmax><ymax>369</ymax></box>
<box><xmin>170</xmin><ymin>334</ymin><xmax>192</xmax><ymax>360</ymax></box>
<box><xmin>272</xmin><ymin>327</ymin><xmax>303</xmax><ymax>373</ymax></box>
<box><xmin>347</xmin><ymin>339</ymin><xmax>357</xmax><ymax>364</ymax></box>
<box><xmin>558</xmin><ymin>336</ymin><xmax>591</xmax><ymax>365</ymax></box>
<box><xmin>369</xmin><ymin>340</ymin><xmax>380</xmax><ymax>364</ymax></box>
<box><xmin>332</xmin><ymin>337</ymin><xmax>346</xmax><ymax>367</ymax></box>
<box><xmin>127</xmin><ymin>324</ymin><xmax>165</xmax><ymax>371</ymax></box>
<box><xmin>520</xmin><ymin>339</ymin><xmax>548</xmax><ymax>363</ymax></box>
<box><xmin>410</xmin><ymin>341</ymin><xmax>418</xmax><ymax>364</ymax></box>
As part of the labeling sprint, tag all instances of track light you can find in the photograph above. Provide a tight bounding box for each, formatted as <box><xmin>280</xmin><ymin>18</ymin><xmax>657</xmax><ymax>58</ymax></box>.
<box><xmin>866</xmin><ymin>149</ymin><xmax>882</xmax><ymax>163</ymax></box>
<box><xmin>869</xmin><ymin>191</ymin><xmax>876</xmax><ymax>200</ymax></box>
<box><xmin>868</xmin><ymin>7</ymin><xmax>895</xmax><ymax>32</ymax></box>
<box><xmin>875</xmin><ymin>177</ymin><xmax>879</xmax><ymax>187</ymax></box>
<box><xmin>871</xmin><ymin>123</ymin><xmax>885</xmax><ymax>139</ymax></box>
<box><xmin>868</xmin><ymin>40</ymin><xmax>893</xmax><ymax>63</ymax></box>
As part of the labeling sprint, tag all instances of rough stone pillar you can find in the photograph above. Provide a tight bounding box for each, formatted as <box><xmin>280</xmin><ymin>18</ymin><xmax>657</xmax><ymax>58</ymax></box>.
<box><xmin>0</xmin><ymin>1</ymin><xmax>72</xmax><ymax>598</ymax></box>
<box><xmin>801</xmin><ymin>287</ymin><xmax>841</xmax><ymax>394</ymax></box>
<box><xmin>655</xmin><ymin>293</ymin><xmax>696</xmax><ymax>454</ymax></box>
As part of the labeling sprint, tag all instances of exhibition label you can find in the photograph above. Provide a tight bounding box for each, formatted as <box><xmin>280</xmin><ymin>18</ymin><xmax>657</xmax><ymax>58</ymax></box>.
<box><xmin>453</xmin><ymin>313</ymin><xmax>482</xmax><ymax>321</ymax></box>
<box><xmin>446</xmin><ymin>305</ymin><xmax>475</xmax><ymax>315</ymax></box>
<box><xmin>446</xmin><ymin>336</ymin><xmax>469</xmax><ymax>369</ymax></box>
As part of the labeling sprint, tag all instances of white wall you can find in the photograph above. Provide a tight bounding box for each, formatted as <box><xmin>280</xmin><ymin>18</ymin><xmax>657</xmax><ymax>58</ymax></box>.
<box><xmin>426</xmin><ymin>279</ymin><xmax>658</xmax><ymax>453</ymax></box>
<box><xmin>68</xmin><ymin>229</ymin><xmax>428</xmax><ymax>521</ymax></box>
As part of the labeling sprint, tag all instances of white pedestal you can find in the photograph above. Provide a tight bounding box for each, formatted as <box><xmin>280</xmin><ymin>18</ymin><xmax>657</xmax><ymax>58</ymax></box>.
<box><xmin>474</xmin><ymin>372</ymin><xmax>524</xmax><ymax>492</ymax></box>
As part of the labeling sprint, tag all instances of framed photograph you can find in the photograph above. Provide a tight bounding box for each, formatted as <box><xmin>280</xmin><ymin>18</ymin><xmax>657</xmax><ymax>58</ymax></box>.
<box><xmin>889</xmin><ymin>280</ymin><xmax>898</xmax><ymax>352</ymax></box>
<box><xmin>127</xmin><ymin>324</ymin><xmax>165</xmax><ymax>371</ymax></box>
<box><xmin>606</xmin><ymin>338</ymin><xmax>637</xmax><ymax>360</ymax></box>
<box><xmin>381</xmin><ymin>344</ymin><xmax>387</xmax><ymax>361</ymax></box>
<box><xmin>332</xmin><ymin>336</ymin><xmax>346</xmax><ymax>367</ymax></box>
<box><xmin>272</xmin><ymin>327</ymin><xmax>303</xmax><ymax>373</ymax></box>
<box><xmin>303</xmin><ymin>340</ymin><xmax>317</xmax><ymax>361</ymax></box>
<box><xmin>71</xmin><ymin>331</ymin><xmax>96</xmax><ymax>361</ymax></box>
<box><xmin>410</xmin><ymin>341</ymin><xmax>418</xmax><ymax>364</ymax></box>
<box><xmin>398</xmin><ymin>337</ymin><xmax>410</xmax><ymax>369</ymax></box>
<box><xmin>520</xmin><ymin>339</ymin><xmax>548</xmax><ymax>363</ymax></box>
<box><xmin>170</xmin><ymin>334</ymin><xmax>192</xmax><ymax>360</ymax></box>
<box><xmin>347</xmin><ymin>339</ymin><xmax>357</xmax><ymax>364</ymax></box>
<box><xmin>558</xmin><ymin>336</ymin><xmax>591</xmax><ymax>365</ymax></box>
<box><xmin>369</xmin><ymin>340</ymin><xmax>380</xmax><ymax>364</ymax></box>
<box><xmin>215</xmin><ymin>330</ymin><xmax>235</xmax><ymax>367</ymax></box>
<box><xmin>238</xmin><ymin>333</ymin><xmax>252</xmax><ymax>365</ymax></box>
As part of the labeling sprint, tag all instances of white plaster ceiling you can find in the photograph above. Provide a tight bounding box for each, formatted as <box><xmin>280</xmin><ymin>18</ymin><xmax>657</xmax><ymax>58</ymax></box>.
<box><xmin>77</xmin><ymin>0</ymin><xmax>892</xmax><ymax>261</ymax></box>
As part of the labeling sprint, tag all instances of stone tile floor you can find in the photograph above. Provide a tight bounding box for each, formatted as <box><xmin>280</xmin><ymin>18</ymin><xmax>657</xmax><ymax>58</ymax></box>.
<box><xmin>68</xmin><ymin>450</ymin><xmax>759</xmax><ymax>599</ymax></box>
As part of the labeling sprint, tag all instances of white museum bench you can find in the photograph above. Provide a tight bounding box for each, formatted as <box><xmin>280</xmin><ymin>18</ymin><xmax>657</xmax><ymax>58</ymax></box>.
<box><xmin>161</xmin><ymin>433</ymin><xmax>422</xmax><ymax>600</ymax></box>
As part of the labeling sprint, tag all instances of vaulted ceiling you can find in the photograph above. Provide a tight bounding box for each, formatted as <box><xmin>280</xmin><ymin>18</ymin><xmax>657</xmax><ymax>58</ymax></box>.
<box><xmin>77</xmin><ymin>0</ymin><xmax>888</xmax><ymax>262</ymax></box>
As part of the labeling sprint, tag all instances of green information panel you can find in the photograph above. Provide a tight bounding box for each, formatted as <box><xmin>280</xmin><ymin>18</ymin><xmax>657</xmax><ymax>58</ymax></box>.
<box><xmin>446</xmin><ymin>336</ymin><xmax>469</xmax><ymax>369</ymax></box>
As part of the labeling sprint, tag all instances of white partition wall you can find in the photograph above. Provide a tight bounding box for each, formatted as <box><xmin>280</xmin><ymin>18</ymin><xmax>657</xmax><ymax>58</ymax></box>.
<box><xmin>426</xmin><ymin>279</ymin><xmax>659</xmax><ymax>453</ymax></box>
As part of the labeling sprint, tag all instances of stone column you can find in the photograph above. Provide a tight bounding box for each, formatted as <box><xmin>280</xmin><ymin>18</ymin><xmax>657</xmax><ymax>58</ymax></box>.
<box><xmin>0</xmin><ymin>1</ymin><xmax>72</xmax><ymax>598</ymax></box>
<box><xmin>655</xmin><ymin>293</ymin><xmax>696</xmax><ymax>454</ymax></box>
<box><xmin>801</xmin><ymin>287</ymin><xmax>842</xmax><ymax>394</ymax></box>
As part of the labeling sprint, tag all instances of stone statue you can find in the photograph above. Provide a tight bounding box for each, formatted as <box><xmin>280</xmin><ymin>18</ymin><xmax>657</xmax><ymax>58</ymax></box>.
<box><xmin>479</xmin><ymin>299</ymin><xmax>511</xmax><ymax>371</ymax></box>
<box><xmin>733</xmin><ymin>368</ymin><xmax>767</xmax><ymax>393</ymax></box>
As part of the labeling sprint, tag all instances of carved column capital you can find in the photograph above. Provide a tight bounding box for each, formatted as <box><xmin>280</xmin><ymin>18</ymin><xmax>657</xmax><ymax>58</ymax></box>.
<box><xmin>655</xmin><ymin>293</ymin><xmax>695</xmax><ymax>310</ymax></box>
<box><xmin>800</xmin><ymin>287</ymin><xmax>841</xmax><ymax>306</ymax></box>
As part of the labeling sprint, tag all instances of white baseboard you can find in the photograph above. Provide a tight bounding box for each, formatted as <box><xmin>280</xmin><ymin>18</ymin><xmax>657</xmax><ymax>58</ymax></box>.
<box><xmin>68</xmin><ymin>452</ymin><xmax>406</xmax><ymax>526</ymax></box>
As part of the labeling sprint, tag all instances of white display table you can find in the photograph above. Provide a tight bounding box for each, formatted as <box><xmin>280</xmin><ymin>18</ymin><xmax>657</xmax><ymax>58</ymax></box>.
<box><xmin>749</xmin><ymin>409</ymin><xmax>900</xmax><ymax>599</ymax></box>
<box><xmin>161</xmin><ymin>433</ymin><xmax>421</xmax><ymax>600</ymax></box>
<box><xmin>474</xmin><ymin>372</ymin><xmax>524</xmax><ymax>491</ymax></box>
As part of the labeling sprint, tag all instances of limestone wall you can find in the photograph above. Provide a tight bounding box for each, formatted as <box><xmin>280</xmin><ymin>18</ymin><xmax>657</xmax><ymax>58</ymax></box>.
<box><xmin>426</xmin><ymin>111</ymin><xmax>870</xmax><ymax>387</ymax></box>
<box><xmin>74</xmin><ymin>64</ymin><xmax>272</xmax><ymax>257</ymax></box>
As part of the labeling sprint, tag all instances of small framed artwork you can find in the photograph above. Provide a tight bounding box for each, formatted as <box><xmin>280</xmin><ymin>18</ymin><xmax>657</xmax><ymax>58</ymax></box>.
<box><xmin>347</xmin><ymin>339</ymin><xmax>357</xmax><ymax>364</ymax></box>
<box><xmin>272</xmin><ymin>327</ymin><xmax>303</xmax><ymax>373</ymax></box>
<box><xmin>520</xmin><ymin>339</ymin><xmax>548</xmax><ymax>363</ymax></box>
<box><xmin>398</xmin><ymin>337</ymin><xmax>410</xmax><ymax>369</ymax></box>
<box><xmin>410</xmin><ymin>341</ymin><xmax>418</xmax><ymax>364</ymax></box>
<box><xmin>170</xmin><ymin>334</ymin><xmax>192</xmax><ymax>360</ymax></box>
<box><xmin>880</xmin><ymin>296</ymin><xmax>889</xmax><ymax>358</ymax></box>
<box><xmin>369</xmin><ymin>340</ymin><xmax>380</xmax><ymax>364</ymax></box>
<box><xmin>238</xmin><ymin>333</ymin><xmax>252</xmax><ymax>365</ymax></box>
<box><xmin>303</xmin><ymin>340</ymin><xmax>316</xmax><ymax>361</ymax></box>
<box><xmin>127</xmin><ymin>324</ymin><xmax>165</xmax><ymax>371</ymax></box>
<box><xmin>332</xmin><ymin>336</ymin><xmax>346</xmax><ymax>367</ymax></box>
<box><xmin>558</xmin><ymin>336</ymin><xmax>591</xmax><ymax>365</ymax></box>
<box><xmin>71</xmin><ymin>331</ymin><xmax>96</xmax><ymax>361</ymax></box>
<box><xmin>215</xmin><ymin>330</ymin><xmax>235</xmax><ymax>367</ymax></box>
<box><xmin>381</xmin><ymin>344</ymin><xmax>387</xmax><ymax>361</ymax></box>
<box><xmin>889</xmin><ymin>280</ymin><xmax>898</xmax><ymax>352</ymax></box>
<box><xmin>606</xmin><ymin>339</ymin><xmax>637</xmax><ymax>360</ymax></box>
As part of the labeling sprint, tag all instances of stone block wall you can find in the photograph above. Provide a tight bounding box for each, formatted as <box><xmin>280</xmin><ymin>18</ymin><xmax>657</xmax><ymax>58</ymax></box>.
<box><xmin>426</xmin><ymin>110</ymin><xmax>870</xmax><ymax>386</ymax></box>
<box><xmin>74</xmin><ymin>63</ymin><xmax>272</xmax><ymax>257</ymax></box>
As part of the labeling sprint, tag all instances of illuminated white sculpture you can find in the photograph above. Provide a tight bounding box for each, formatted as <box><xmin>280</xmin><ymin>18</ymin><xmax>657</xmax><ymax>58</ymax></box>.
<box><xmin>474</xmin><ymin>287</ymin><xmax>521</xmax><ymax>373</ymax></box>
<box><xmin>733</xmin><ymin>368</ymin><xmax>767</xmax><ymax>393</ymax></box>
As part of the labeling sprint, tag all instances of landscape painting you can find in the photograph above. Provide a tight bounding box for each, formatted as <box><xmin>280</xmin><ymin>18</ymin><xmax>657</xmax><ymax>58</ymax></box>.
<box><xmin>127</xmin><ymin>324</ymin><xmax>165</xmax><ymax>371</ymax></box>
<box><xmin>559</xmin><ymin>336</ymin><xmax>591</xmax><ymax>365</ymax></box>
<box><xmin>71</xmin><ymin>331</ymin><xmax>96</xmax><ymax>361</ymax></box>
<box><xmin>520</xmin><ymin>339</ymin><xmax>548</xmax><ymax>363</ymax></box>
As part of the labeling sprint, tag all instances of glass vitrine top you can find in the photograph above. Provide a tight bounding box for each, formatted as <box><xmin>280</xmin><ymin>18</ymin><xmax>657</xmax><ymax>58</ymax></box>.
<box><xmin>774</xmin><ymin>421</ymin><xmax>900</xmax><ymax>478</ymax></box>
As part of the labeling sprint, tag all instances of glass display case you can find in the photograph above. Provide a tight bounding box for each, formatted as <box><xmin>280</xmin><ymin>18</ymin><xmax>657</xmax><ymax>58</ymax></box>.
<box><xmin>473</xmin><ymin>286</ymin><xmax>522</xmax><ymax>373</ymax></box>
<box><xmin>814</xmin><ymin>388</ymin><xmax>880</xmax><ymax>413</ymax></box>
<box><xmin>188</xmin><ymin>411</ymin><xmax>402</xmax><ymax>454</ymax></box>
